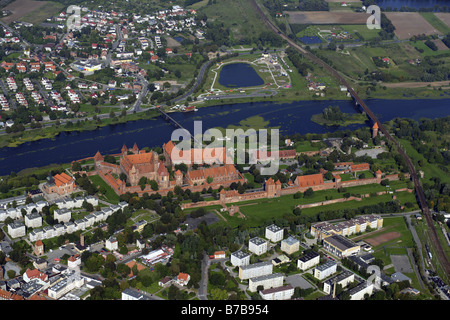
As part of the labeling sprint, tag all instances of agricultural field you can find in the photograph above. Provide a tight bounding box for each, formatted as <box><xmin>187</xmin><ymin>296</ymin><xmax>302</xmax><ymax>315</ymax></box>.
<box><xmin>385</xmin><ymin>12</ymin><xmax>442</xmax><ymax>40</ymax></box>
<box><xmin>420</xmin><ymin>12</ymin><xmax>450</xmax><ymax>34</ymax></box>
<box><xmin>285</xmin><ymin>11</ymin><xmax>368</xmax><ymax>25</ymax></box>
<box><xmin>199</xmin><ymin>0</ymin><xmax>269</xmax><ymax>43</ymax></box>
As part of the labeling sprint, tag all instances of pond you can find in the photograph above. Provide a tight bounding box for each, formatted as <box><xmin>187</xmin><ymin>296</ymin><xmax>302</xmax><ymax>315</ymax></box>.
<box><xmin>299</xmin><ymin>36</ymin><xmax>322</xmax><ymax>45</ymax></box>
<box><xmin>218</xmin><ymin>63</ymin><xmax>265</xmax><ymax>88</ymax></box>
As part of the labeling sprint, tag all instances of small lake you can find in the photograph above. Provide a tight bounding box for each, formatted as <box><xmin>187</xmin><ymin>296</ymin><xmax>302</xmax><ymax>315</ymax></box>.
<box><xmin>0</xmin><ymin>98</ymin><xmax>449</xmax><ymax>176</ymax></box>
<box><xmin>218</xmin><ymin>63</ymin><xmax>265</xmax><ymax>88</ymax></box>
<box><xmin>375</xmin><ymin>0</ymin><xmax>449</xmax><ymax>10</ymax></box>
<box><xmin>299</xmin><ymin>36</ymin><xmax>322</xmax><ymax>45</ymax></box>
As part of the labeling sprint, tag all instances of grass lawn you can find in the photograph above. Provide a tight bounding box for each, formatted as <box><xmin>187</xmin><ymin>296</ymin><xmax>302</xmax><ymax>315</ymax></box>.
<box><xmin>399</xmin><ymin>138</ymin><xmax>450</xmax><ymax>184</ymax></box>
<box><xmin>218</xmin><ymin>182</ymin><xmax>415</xmax><ymax>228</ymax></box>
<box><xmin>19</xmin><ymin>1</ymin><xmax>64</xmax><ymax>24</ymax></box>
<box><xmin>89</xmin><ymin>175</ymin><xmax>120</xmax><ymax>204</ymax></box>
<box><xmin>294</xmin><ymin>140</ymin><xmax>322</xmax><ymax>153</ymax></box>
<box><xmin>358</xmin><ymin>216</ymin><xmax>415</xmax><ymax>265</ymax></box>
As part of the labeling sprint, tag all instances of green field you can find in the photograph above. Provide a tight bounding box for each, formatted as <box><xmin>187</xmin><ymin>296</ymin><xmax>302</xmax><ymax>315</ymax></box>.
<box><xmin>420</xmin><ymin>12</ymin><xmax>450</xmax><ymax>34</ymax></box>
<box><xmin>217</xmin><ymin>182</ymin><xmax>414</xmax><ymax>228</ymax></box>
<box><xmin>89</xmin><ymin>175</ymin><xmax>120</xmax><ymax>204</ymax></box>
<box><xmin>20</xmin><ymin>1</ymin><xmax>65</xmax><ymax>24</ymax></box>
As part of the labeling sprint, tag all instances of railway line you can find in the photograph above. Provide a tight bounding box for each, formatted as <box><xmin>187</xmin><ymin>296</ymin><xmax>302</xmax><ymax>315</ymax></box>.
<box><xmin>249</xmin><ymin>0</ymin><xmax>450</xmax><ymax>275</ymax></box>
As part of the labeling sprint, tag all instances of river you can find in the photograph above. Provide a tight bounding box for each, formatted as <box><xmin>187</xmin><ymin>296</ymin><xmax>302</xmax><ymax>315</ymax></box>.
<box><xmin>0</xmin><ymin>98</ymin><xmax>449</xmax><ymax>176</ymax></box>
<box><xmin>375</xmin><ymin>0</ymin><xmax>449</xmax><ymax>10</ymax></box>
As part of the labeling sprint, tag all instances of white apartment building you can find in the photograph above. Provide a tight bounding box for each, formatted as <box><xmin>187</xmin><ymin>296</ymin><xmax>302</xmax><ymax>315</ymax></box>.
<box><xmin>314</xmin><ymin>261</ymin><xmax>337</xmax><ymax>280</ymax></box>
<box><xmin>260</xmin><ymin>285</ymin><xmax>294</xmax><ymax>300</ymax></box>
<box><xmin>297</xmin><ymin>251</ymin><xmax>320</xmax><ymax>271</ymax></box>
<box><xmin>349</xmin><ymin>282</ymin><xmax>374</xmax><ymax>300</ymax></box>
<box><xmin>248</xmin><ymin>273</ymin><xmax>284</xmax><ymax>292</ymax></box>
<box><xmin>105</xmin><ymin>236</ymin><xmax>118</xmax><ymax>251</ymax></box>
<box><xmin>265</xmin><ymin>224</ymin><xmax>284</xmax><ymax>243</ymax></box>
<box><xmin>239</xmin><ymin>261</ymin><xmax>273</xmax><ymax>280</ymax></box>
<box><xmin>8</xmin><ymin>221</ymin><xmax>26</xmax><ymax>238</ymax></box>
<box><xmin>24</xmin><ymin>212</ymin><xmax>42</xmax><ymax>228</ymax></box>
<box><xmin>230</xmin><ymin>250</ymin><xmax>251</xmax><ymax>267</ymax></box>
<box><xmin>248</xmin><ymin>237</ymin><xmax>268</xmax><ymax>256</ymax></box>
<box><xmin>54</xmin><ymin>208</ymin><xmax>71</xmax><ymax>223</ymax></box>
<box><xmin>323</xmin><ymin>271</ymin><xmax>355</xmax><ymax>295</ymax></box>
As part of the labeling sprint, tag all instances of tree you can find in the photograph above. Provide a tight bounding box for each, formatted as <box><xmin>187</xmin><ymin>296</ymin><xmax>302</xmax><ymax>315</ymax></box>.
<box><xmin>304</xmin><ymin>188</ymin><xmax>314</xmax><ymax>198</ymax></box>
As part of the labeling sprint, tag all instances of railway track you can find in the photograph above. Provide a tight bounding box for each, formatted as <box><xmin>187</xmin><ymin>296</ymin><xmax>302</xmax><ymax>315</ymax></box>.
<box><xmin>249</xmin><ymin>0</ymin><xmax>450</xmax><ymax>275</ymax></box>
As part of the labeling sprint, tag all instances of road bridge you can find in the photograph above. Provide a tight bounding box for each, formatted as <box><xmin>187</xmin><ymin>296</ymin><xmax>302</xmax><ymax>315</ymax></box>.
<box><xmin>157</xmin><ymin>107</ymin><xmax>202</xmax><ymax>145</ymax></box>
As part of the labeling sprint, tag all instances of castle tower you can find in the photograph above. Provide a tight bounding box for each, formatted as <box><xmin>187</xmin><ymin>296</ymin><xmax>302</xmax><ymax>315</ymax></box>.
<box><xmin>174</xmin><ymin>169</ymin><xmax>183</xmax><ymax>186</ymax></box>
<box><xmin>372</xmin><ymin>122</ymin><xmax>379</xmax><ymax>139</ymax></box>
<box><xmin>34</xmin><ymin>240</ymin><xmax>44</xmax><ymax>256</ymax></box>
<box><xmin>376</xmin><ymin>169</ymin><xmax>382</xmax><ymax>184</ymax></box>
<box><xmin>265</xmin><ymin>178</ymin><xmax>281</xmax><ymax>198</ymax></box>
<box><xmin>334</xmin><ymin>174</ymin><xmax>342</xmax><ymax>189</ymax></box>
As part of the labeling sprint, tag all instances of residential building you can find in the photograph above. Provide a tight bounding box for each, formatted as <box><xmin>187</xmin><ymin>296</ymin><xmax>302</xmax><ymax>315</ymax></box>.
<box><xmin>121</xmin><ymin>288</ymin><xmax>148</xmax><ymax>300</ymax></box>
<box><xmin>105</xmin><ymin>236</ymin><xmax>118</xmax><ymax>251</ymax></box>
<box><xmin>297</xmin><ymin>251</ymin><xmax>320</xmax><ymax>271</ymax></box>
<box><xmin>54</xmin><ymin>208</ymin><xmax>71</xmax><ymax>223</ymax></box>
<box><xmin>281</xmin><ymin>236</ymin><xmax>300</xmax><ymax>254</ymax></box>
<box><xmin>349</xmin><ymin>282</ymin><xmax>374</xmax><ymax>300</ymax></box>
<box><xmin>24</xmin><ymin>212</ymin><xmax>42</xmax><ymax>228</ymax></box>
<box><xmin>177</xmin><ymin>273</ymin><xmax>190</xmax><ymax>286</ymax></box>
<box><xmin>248</xmin><ymin>237</ymin><xmax>268</xmax><ymax>256</ymax></box>
<box><xmin>230</xmin><ymin>250</ymin><xmax>250</xmax><ymax>267</ymax></box>
<box><xmin>314</xmin><ymin>261</ymin><xmax>337</xmax><ymax>280</ymax></box>
<box><xmin>248</xmin><ymin>273</ymin><xmax>284</xmax><ymax>292</ymax></box>
<box><xmin>8</xmin><ymin>221</ymin><xmax>26</xmax><ymax>238</ymax></box>
<box><xmin>239</xmin><ymin>261</ymin><xmax>273</xmax><ymax>280</ymax></box>
<box><xmin>323</xmin><ymin>271</ymin><xmax>355</xmax><ymax>295</ymax></box>
<box><xmin>260</xmin><ymin>285</ymin><xmax>294</xmax><ymax>300</ymax></box>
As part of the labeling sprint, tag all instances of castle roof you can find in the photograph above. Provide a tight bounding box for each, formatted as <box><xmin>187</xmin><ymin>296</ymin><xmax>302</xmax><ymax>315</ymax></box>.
<box><xmin>376</xmin><ymin>169</ymin><xmax>382</xmax><ymax>175</ymax></box>
<box><xmin>157</xmin><ymin>161</ymin><xmax>169</xmax><ymax>176</ymax></box>
<box><xmin>372</xmin><ymin>122</ymin><xmax>379</xmax><ymax>129</ymax></box>
<box><xmin>295</xmin><ymin>173</ymin><xmax>324</xmax><ymax>188</ymax></box>
<box><xmin>94</xmin><ymin>151</ymin><xmax>104</xmax><ymax>161</ymax></box>
<box><xmin>53</xmin><ymin>173</ymin><xmax>74</xmax><ymax>187</ymax></box>
<box><xmin>350</xmin><ymin>163</ymin><xmax>370</xmax><ymax>172</ymax></box>
<box><xmin>121</xmin><ymin>144</ymin><xmax>128</xmax><ymax>153</ymax></box>
<box><xmin>187</xmin><ymin>164</ymin><xmax>237</xmax><ymax>181</ymax></box>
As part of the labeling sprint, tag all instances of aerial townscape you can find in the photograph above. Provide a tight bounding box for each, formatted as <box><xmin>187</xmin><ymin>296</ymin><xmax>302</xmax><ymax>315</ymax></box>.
<box><xmin>0</xmin><ymin>0</ymin><xmax>449</xmax><ymax>310</ymax></box>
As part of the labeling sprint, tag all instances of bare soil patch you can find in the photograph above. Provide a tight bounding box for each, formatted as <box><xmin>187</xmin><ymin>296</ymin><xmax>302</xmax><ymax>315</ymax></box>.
<box><xmin>434</xmin><ymin>12</ymin><xmax>450</xmax><ymax>28</ymax></box>
<box><xmin>365</xmin><ymin>231</ymin><xmax>401</xmax><ymax>247</ymax></box>
<box><xmin>385</xmin><ymin>12</ymin><xmax>441</xmax><ymax>40</ymax></box>
<box><xmin>383</xmin><ymin>80</ymin><xmax>450</xmax><ymax>88</ymax></box>
<box><xmin>284</xmin><ymin>11</ymin><xmax>368</xmax><ymax>24</ymax></box>
<box><xmin>432</xmin><ymin>39</ymin><xmax>449</xmax><ymax>51</ymax></box>
<box><xmin>1</xmin><ymin>0</ymin><xmax>47</xmax><ymax>24</ymax></box>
